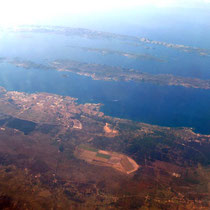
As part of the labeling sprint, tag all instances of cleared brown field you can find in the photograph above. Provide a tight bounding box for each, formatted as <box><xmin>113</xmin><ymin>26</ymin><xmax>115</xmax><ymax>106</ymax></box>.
<box><xmin>120</xmin><ymin>157</ymin><xmax>135</xmax><ymax>172</ymax></box>
<box><xmin>75</xmin><ymin>145</ymin><xmax>139</xmax><ymax>174</ymax></box>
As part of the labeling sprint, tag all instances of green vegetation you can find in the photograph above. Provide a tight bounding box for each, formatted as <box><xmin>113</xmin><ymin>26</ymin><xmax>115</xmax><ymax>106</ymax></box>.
<box><xmin>96</xmin><ymin>152</ymin><xmax>111</xmax><ymax>159</ymax></box>
<box><xmin>79</xmin><ymin>145</ymin><xmax>98</xmax><ymax>152</ymax></box>
<box><xmin>126</xmin><ymin>135</ymin><xmax>176</xmax><ymax>163</ymax></box>
<box><xmin>59</xmin><ymin>144</ymin><xmax>64</xmax><ymax>152</ymax></box>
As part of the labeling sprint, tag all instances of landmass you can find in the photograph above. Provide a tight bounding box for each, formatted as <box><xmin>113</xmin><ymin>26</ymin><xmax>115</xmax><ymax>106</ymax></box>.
<box><xmin>68</xmin><ymin>45</ymin><xmax>166</xmax><ymax>62</ymax></box>
<box><xmin>5</xmin><ymin>58</ymin><xmax>210</xmax><ymax>90</ymax></box>
<box><xmin>1</xmin><ymin>25</ymin><xmax>209</xmax><ymax>56</ymax></box>
<box><xmin>139</xmin><ymin>37</ymin><xmax>210</xmax><ymax>57</ymax></box>
<box><xmin>0</xmin><ymin>86</ymin><xmax>209</xmax><ymax>209</ymax></box>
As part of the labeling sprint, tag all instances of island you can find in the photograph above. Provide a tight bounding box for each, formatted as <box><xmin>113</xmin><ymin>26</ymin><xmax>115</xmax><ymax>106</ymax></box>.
<box><xmin>5</xmin><ymin>58</ymin><xmax>210</xmax><ymax>90</ymax></box>
<box><xmin>1</xmin><ymin>25</ymin><xmax>209</xmax><ymax>56</ymax></box>
<box><xmin>68</xmin><ymin>45</ymin><xmax>165</xmax><ymax>62</ymax></box>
